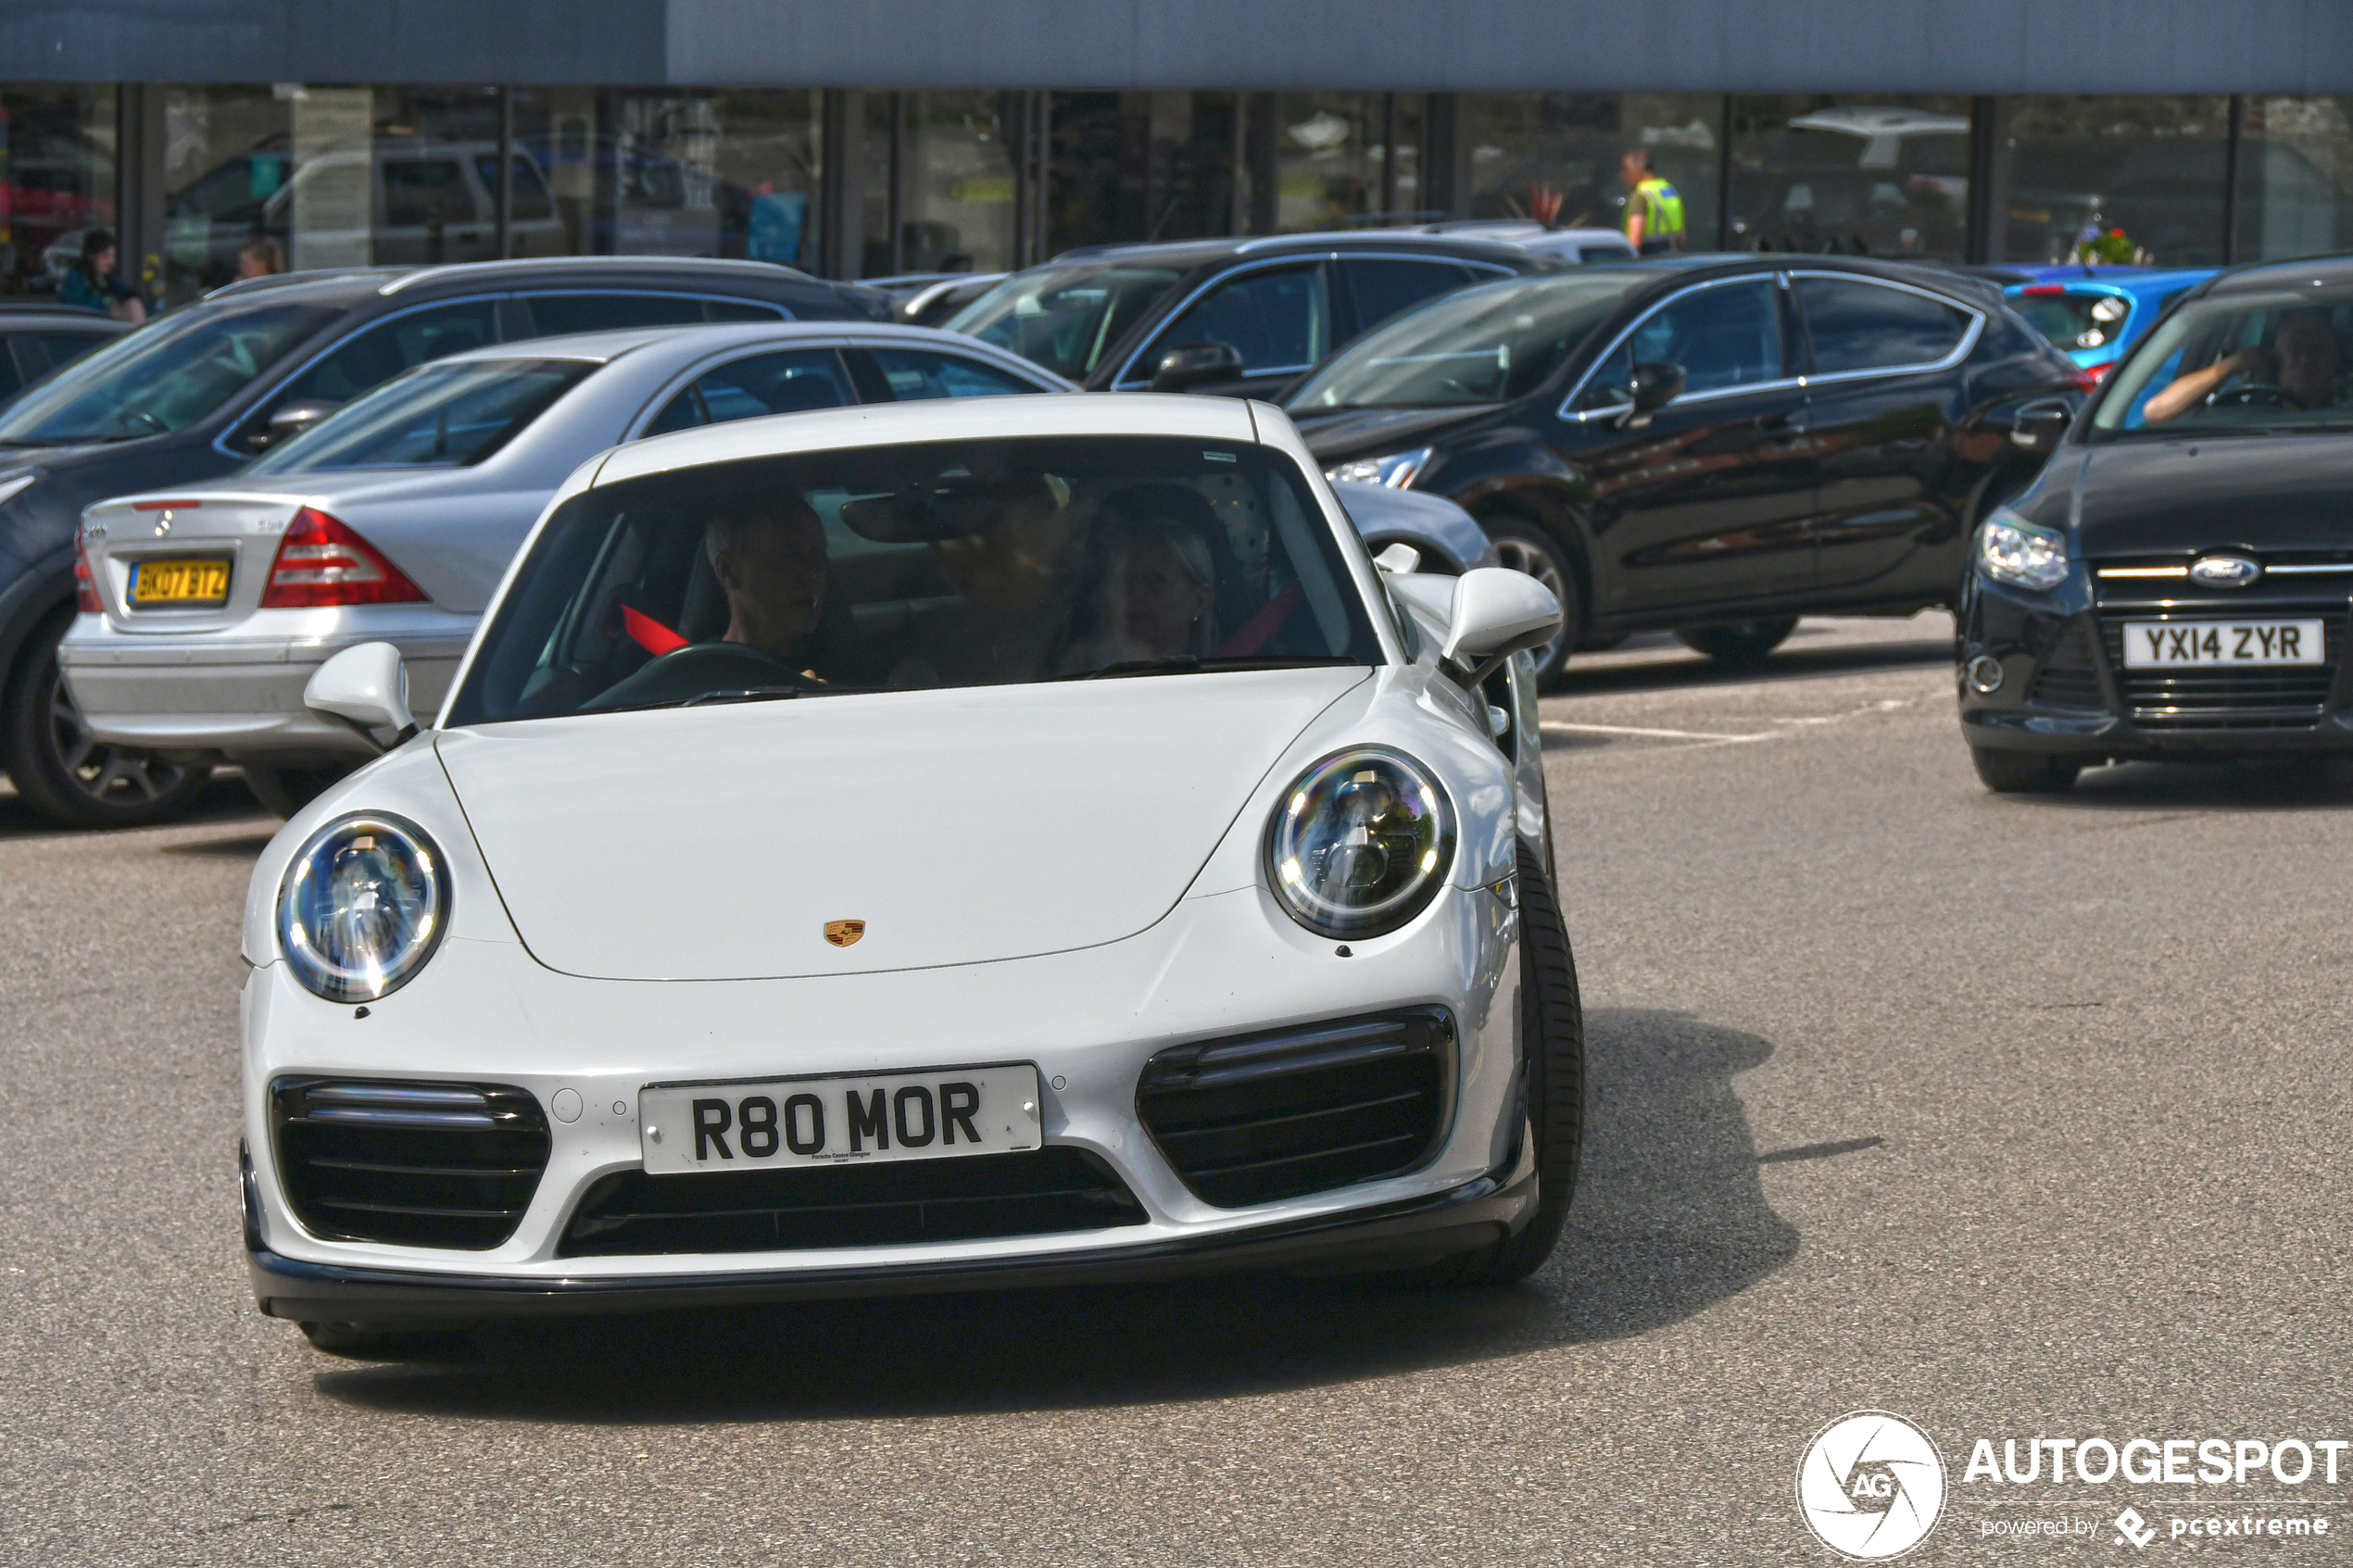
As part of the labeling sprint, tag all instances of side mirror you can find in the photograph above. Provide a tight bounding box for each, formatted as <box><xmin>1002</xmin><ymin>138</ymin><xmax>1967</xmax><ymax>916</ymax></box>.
<box><xmin>1628</xmin><ymin>361</ymin><xmax>1686</xmax><ymax>412</ymax></box>
<box><xmin>305</xmin><ymin>642</ymin><xmax>419</xmax><ymax>751</ymax></box>
<box><xmin>1441</xmin><ymin>566</ymin><xmax>1563</xmax><ymax>686</ymax></box>
<box><xmin>251</xmin><ymin>399</ymin><xmax>342</xmax><ymax>451</ymax></box>
<box><xmin>2011</xmin><ymin>399</ymin><xmax>2072</xmax><ymax>451</ymax></box>
<box><xmin>1151</xmin><ymin>341</ymin><xmax>1246</xmax><ymax>394</ymax></box>
<box><xmin>1372</xmin><ymin>542</ymin><xmax>1422</xmax><ymax>575</ymax></box>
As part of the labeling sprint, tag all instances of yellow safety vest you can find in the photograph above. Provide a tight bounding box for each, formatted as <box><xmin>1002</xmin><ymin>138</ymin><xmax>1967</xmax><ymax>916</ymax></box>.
<box><xmin>1629</xmin><ymin>176</ymin><xmax>1686</xmax><ymax>242</ymax></box>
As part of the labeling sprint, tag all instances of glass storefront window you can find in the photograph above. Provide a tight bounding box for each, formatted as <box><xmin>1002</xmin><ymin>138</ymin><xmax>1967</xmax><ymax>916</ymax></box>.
<box><xmin>2234</xmin><ymin>96</ymin><xmax>2353</xmax><ymax>262</ymax></box>
<box><xmin>0</xmin><ymin>86</ymin><xmax>117</xmax><ymax>298</ymax></box>
<box><xmin>1990</xmin><ymin>96</ymin><xmax>2230</xmax><ymax>267</ymax></box>
<box><xmin>1730</xmin><ymin>94</ymin><xmax>1969</xmax><ymax>257</ymax></box>
<box><xmin>903</xmin><ymin>90</ymin><xmax>1018</xmax><ymax>272</ymax></box>
<box><xmin>1045</xmin><ymin>91</ymin><xmax>1239</xmax><ymax>259</ymax></box>
<box><xmin>162</xmin><ymin>86</ymin><xmax>288</xmax><ymax>302</ymax></box>
<box><xmin>1272</xmin><ymin>93</ymin><xmax>1386</xmax><ymax>232</ymax></box>
<box><xmin>1465</xmin><ymin>94</ymin><xmax>1719</xmax><ymax>245</ymax></box>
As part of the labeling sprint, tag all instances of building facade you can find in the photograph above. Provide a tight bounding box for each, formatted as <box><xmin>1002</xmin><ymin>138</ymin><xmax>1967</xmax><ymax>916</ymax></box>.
<box><xmin>2</xmin><ymin>2</ymin><xmax>2349</xmax><ymax>304</ymax></box>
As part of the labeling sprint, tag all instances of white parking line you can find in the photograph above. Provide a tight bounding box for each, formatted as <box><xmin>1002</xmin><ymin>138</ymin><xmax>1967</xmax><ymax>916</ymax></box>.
<box><xmin>1539</xmin><ymin>721</ymin><xmax>1777</xmax><ymax>744</ymax></box>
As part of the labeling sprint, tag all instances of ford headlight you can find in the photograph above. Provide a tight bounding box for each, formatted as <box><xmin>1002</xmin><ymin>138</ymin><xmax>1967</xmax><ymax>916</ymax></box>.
<box><xmin>1266</xmin><ymin>748</ymin><xmax>1455</xmax><ymax>939</ymax></box>
<box><xmin>277</xmin><ymin>814</ymin><xmax>449</xmax><ymax>1002</ymax></box>
<box><xmin>1325</xmin><ymin>446</ymin><xmax>1432</xmax><ymax>489</ymax></box>
<box><xmin>1978</xmin><ymin>507</ymin><xmax>2070</xmax><ymax>591</ymax></box>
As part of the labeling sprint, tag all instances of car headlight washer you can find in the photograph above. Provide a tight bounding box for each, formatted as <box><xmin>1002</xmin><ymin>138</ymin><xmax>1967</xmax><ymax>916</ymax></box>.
<box><xmin>1265</xmin><ymin>746</ymin><xmax>1456</xmax><ymax>940</ymax></box>
<box><xmin>276</xmin><ymin>812</ymin><xmax>450</xmax><ymax>1003</ymax></box>
<box><xmin>1978</xmin><ymin>506</ymin><xmax>2070</xmax><ymax>591</ymax></box>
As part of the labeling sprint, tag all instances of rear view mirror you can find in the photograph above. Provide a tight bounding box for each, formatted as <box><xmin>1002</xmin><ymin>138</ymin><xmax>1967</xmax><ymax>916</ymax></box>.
<box><xmin>252</xmin><ymin>399</ymin><xmax>342</xmax><ymax>451</ymax></box>
<box><xmin>1151</xmin><ymin>341</ymin><xmax>1246</xmax><ymax>394</ymax></box>
<box><xmin>1441</xmin><ymin>567</ymin><xmax>1563</xmax><ymax>686</ymax></box>
<box><xmin>306</xmin><ymin>642</ymin><xmax>419</xmax><ymax>751</ymax></box>
<box><xmin>2011</xmin><ymin>399</ymin><xmax>2072</xmax><ymax>451</ymax></box>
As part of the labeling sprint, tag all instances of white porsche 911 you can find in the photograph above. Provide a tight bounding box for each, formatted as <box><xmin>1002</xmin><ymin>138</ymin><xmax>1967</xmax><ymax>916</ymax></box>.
<box><xmin>237</xmin><ymin>393</ymin><xmax>1582</xmax><ymax>1350</ymax></box>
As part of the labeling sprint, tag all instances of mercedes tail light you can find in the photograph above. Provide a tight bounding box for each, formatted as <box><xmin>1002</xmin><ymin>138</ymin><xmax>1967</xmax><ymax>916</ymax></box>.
<box><xmin>259</xmin><ymin>508</ymin><xmax>426</xmax><ymax>609</ymax></box>
<box><xmin>74</xmin><ymin>533</ymin><xmax>103</xmax><ymax>613</ymax></box>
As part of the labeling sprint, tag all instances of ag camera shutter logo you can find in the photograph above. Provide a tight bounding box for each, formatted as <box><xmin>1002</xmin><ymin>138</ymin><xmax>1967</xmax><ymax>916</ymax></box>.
<box><xmin>1797</xmin><ymin>1411</ymin><xmax>1947</xmax><ymax>1560</ymax></box>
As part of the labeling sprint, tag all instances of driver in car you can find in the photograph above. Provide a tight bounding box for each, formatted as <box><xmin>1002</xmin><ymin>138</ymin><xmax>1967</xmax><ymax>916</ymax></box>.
<box><xmin>706</xmin><ymin>497</ymin><xmax>835</xmax><ymax>679</ymax></box>
<box><xmin>2143</xmin><ymin>309</ymin><xmax>2343</xmax><ymax>424</ymax></box>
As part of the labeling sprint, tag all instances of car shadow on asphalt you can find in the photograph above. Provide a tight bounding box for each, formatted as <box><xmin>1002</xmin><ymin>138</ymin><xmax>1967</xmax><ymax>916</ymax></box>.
<box><xmin>0</xmin><ymin>776</ymin><xmax>266</xmax><ymax>842</ymax></box>
<box><xmin>1990</xmin><ymin>757</ymin><xmax>2353</xmax><ymax>814</ymax></box>
<box><xmin>309</xmin><ymin>1008</ymin><xmax>1799</xmax><ymax>1424</ymax></box>
<box><xmin>1553</xmin><ymin>636</ymin><xmax>1951</xmax><ymax>699</ymax></box>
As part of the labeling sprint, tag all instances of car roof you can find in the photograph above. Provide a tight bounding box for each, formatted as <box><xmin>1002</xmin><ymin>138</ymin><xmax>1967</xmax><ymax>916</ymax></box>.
<box><xmin>200</xmin><ymin>255</ymin><xmax>827</xmax><ymax>309</ymax></box>
<box><xmin>423</xmin><ymin>320</ymin><xmax>1075</xmax><ymax>383</ymax></box>
<box><xmin>2206</xmin><ymin>253</ymin><xmax>2353</xmax><ymax>296</ymax></box>
<box><xmin>0</xmin><ymin>304</ymin><xmax>132</xmax><ymax>328</ymax></box>
<box><xmin>595</xmin><ymin>391</ymin><xmax>1257</xmax><ymax>489</ymax></box>
<box><xmin>1045</xmin><ymin>231</ymin><xmax>1545</xmax><ymax>270</ymax></box>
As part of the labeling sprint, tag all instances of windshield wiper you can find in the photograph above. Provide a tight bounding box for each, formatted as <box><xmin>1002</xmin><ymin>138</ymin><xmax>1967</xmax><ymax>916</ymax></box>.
<box><xmin>1063</xmin><ymin>655</ymin><xmax>1362</xmax><ymax>681</ymax></box>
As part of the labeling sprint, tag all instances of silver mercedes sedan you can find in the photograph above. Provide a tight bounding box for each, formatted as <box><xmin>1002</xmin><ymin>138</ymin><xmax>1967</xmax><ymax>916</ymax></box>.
<box><xmin>59</xmin><ymin>321</ymin><xmax>1074</xmax><ymax>813</ymax></box>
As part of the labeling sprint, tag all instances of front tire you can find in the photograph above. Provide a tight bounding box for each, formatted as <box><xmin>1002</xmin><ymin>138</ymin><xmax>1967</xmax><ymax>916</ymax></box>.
<box><xmin>1674</xmin><ymin>618</ymin><xmax>1799</xmax><ymax>664</ymax></box>
<box><xmin>1</xmin><ymin>612</ymin><xmax>212</xmax><ymax>829</ymax></box>
<box><xmin>1479</xmin><ymin>514</ymin><xmax>1582</xmax><ymax>688</ymax></box>
<box><xmin>1970</xmin><ymin>746</ymin><xmax>2082</xmax><ymax>794</ymax></box>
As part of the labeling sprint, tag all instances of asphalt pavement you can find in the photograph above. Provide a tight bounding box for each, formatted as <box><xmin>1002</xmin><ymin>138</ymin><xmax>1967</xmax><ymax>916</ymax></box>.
<box><xmin>3</xmin><ymin>612</ymin><xmax>2347</xmax><ymax>1565</ymax></box>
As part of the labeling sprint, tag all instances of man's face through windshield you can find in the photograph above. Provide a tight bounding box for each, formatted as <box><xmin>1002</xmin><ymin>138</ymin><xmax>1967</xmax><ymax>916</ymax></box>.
<box><xmin>709</xmin><ymin>501</ymin><xmax>828</xmax><ymax>660</ymax></box>
<box><xmin>2274</xmin><ymin>311</ymin><xmax>2339</xmax><ymax>406</ymax></box>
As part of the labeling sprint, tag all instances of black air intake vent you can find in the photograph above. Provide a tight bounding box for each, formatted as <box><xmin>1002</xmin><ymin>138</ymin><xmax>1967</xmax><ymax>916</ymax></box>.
<box><xmin>560</xmin><ymin>1148</ymin><xmax>1144</xmax><ymax>1257</ymax></box>
<box><xmin>2027</xmin><ymin>618</ymin><xmax>2104</xmax><ymax>709</ymax></box>
<box><xmin>1137</xmin><ymin>1008</ymin><xmax>1453</xmax><ymax>1208</ymax></box>
<box><xmin>271</xmin><ymin>1078</ymin><xmax>550</xmax><ymax>1250</ymax></box>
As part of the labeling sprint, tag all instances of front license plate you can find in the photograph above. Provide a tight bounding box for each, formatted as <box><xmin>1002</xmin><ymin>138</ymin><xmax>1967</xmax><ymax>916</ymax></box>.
<box><xmin>2120</xmin><ymin>620</ymin><xmax>2325</xmax><ymax>668</ymax></box>
<box><xmin>639</xmin><ymin>1064</ymin><xmax>1041</xmax><ymax>1175</ymax></box>
<box><xmin>129</xmin><ymin>558</ymin><xmax>231</xmax><ymax>606</ymax></box>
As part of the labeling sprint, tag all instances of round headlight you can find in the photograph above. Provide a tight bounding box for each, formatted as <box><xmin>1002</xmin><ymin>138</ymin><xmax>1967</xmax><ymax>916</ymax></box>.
<box><xmin>1265</xmin><ymin>747</ymin><xmax>1455</xmax><ymax>939</ymax></box>
<box><xmin>276</xmin><ymin>813</ymin><xmax>449</xmax><ymax>1003</ymax></box>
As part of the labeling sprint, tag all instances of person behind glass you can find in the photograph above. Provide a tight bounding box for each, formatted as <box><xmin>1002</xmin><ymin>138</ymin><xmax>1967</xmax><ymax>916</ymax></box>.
<box><xmin>1057</xmin><ymin>485</ymin><xmax>1221</xmax><ymax>672</ymax></box>
<box><xmin>705</xmin><ymin>497</ymin><xmax>837</xmax><ymax>680</ymax></box>
<box><xmin>2142</xmin><ymin>310</ymin><xmax>2342</xmax><ymax>425</ymax></box>
<box><xmin>236</xmin><ymin>235</ymin><xmax>287</xmax><ymax>282</ymax></box>
<box><xmin>60</xmin><ymin>230</ymin><xmax>146</xmax><ymax>323</ymax></box>
<box><xmin>1620</xmin><ymin>149</ymin><xmax>1687</xmax><ymax>257</ymax></box>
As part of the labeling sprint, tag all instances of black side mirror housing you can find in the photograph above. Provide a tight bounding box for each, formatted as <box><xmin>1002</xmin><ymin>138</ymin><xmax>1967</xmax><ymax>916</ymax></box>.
<box><xmin>251</xmin><ymin>399</ymin><xmax>342</xmax><ymax>451</ymax></box>
<box><xmin>1629</xmin><ymin>361</ymin><xmax>1686</xmax><ymax>412</ymax></box>
<box><xmin>1151</xmin><ymin>341</ymin><xmax>1247</xmax><ymax>394</ymax></box>
<box><xmin>2011</xmin><ymin>400</ymin><xmax>2073</xmax><ymax>451</ymax></box>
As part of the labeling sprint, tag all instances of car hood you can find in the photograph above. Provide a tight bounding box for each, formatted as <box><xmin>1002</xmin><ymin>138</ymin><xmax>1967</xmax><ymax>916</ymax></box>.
<box><xmin>435</xmin><ymin>667</ymin><xmax>1369</xmax><ymax>981</ymax></box>
<box><xmin>2058</xmin><ymin>436</ymin><xmax>2353</xmax><ymax>557</ymax></box>
<box><xmin>1290</xmin><ymin>405</ymin><xmax>1489</xmax><ymax>459</ymax></box>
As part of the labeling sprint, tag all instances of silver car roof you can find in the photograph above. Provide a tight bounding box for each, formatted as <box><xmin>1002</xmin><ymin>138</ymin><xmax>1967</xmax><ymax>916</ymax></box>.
<box><xmin>424</xmin><ymin>320</ymin><xmax>1076</xmax><ymax>384</ymax></box>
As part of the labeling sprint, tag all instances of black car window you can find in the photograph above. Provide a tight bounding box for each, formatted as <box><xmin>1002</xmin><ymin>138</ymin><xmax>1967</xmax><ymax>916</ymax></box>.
<box><xmin>950</xmin><ymin>264</ymin><xmax>1185</xmax><ymax>380</ymax></box>
<box><xmin>646</xmin><ymin>348</ymin><xmax>856</xmax><ymax>436</ymax></box>
<box><xmin>1577</xmin><ymin>340</ymin><xmax>1636</xmax><ymax>414</ymax></box>
<box><xmin>272</xmin><ymin>300</ymin><xmax>501</xmax><ymax>407</ymax></box>
<box><xmin>0</xmin><ymin>349</ymin><xmax>22</xmax><ymax>402</ymax></box>
<box><xmin>36</xmin><ymin>332</ymin><xmax>114</xmax><ymax>373</ymax></box>
<box><xmin>248</xmin><ymin>358</ymin><xmax>595</xmax><ymax>473</ymax></box>
<box><xmin>1157</xmin><ymin>266</ymin><xmax>1328</xmax><ymax>375</ymax></box>
<box><xmin>1625</xmin><ymin>280</ymin><xmax>1786</xmax><ymax>396</ymax></box>
<box><xmin>523</xmin><ymin>293</ymin><xmax>710</xmax><ymax>336</ymax></box>
<box><xmin>1797</xmin><ymin>277</ymin><xmax>1971</xmax><ymax>374</ymax></box>
<box><xmin>0</xmin><ymin>301</ymin><xmax>336</xmax><ymax>444</ymax></box>
<box><xmin>1343</xmin><ymin>258</ymin><xmax>1473</xmax><ymax>339</ymax></box>
<box><xmin>867</xmin><ymin>347</ymin><xmax>1040</xmax><ymax>401</ymax></box>
<box><xmin>702</xmin><ymin>299</ymin><xmax>787</xmax><ymax>323</ymax></box>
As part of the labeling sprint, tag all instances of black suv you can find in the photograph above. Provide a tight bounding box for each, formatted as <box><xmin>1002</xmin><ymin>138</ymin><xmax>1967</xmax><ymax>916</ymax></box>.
<box><xmin>948</xmin><ymin>232</ymin><xmax>1555</xmax><ymax>400</ymax></box>
<box><xmin>1287</xmin><ymin>256</ymin><xmax>2082</xmax><ymax>684</ymax></box>
<box><xmin>0</xmin><ymin>257</ymin><xmax>887</xmax><ymax>827</ymax></box>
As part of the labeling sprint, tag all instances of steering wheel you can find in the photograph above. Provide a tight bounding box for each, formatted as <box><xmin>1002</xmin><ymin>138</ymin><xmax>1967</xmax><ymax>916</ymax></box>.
<box><xmin>2210</xmin><ymin>382</ymin><xmax>2296</xmax><ymax>408</ymax></box>
<box><xmin>581</xmin><ymin>640</ymin><xmax>810</xmax><ymax>712</ymax></box>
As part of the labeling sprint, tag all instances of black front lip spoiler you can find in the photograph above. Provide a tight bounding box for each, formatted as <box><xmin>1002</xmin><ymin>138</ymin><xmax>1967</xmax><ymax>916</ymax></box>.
<box><xmin>249</xmin><ymin>1156</ymin><xmax>1539</xmax><ymax>1325</ymax></box>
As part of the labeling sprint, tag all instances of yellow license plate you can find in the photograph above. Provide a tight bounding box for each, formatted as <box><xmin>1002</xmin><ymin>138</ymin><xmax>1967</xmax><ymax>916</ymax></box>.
<box><xmin>130</xmin><ymin>558</ymin><xmax>231</xmax><ymax>606</ymax></box>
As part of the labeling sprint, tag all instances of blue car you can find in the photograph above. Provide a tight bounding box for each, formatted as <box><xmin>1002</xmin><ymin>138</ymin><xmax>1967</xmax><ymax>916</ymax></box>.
<box><xmin>2002</xmin><ymin>265</ymin><xmax>2216</xmax><ymax>385</ymax></box>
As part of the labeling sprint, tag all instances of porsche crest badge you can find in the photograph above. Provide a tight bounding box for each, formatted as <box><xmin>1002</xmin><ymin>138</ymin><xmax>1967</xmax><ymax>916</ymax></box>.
<box><xmin>824</xmin><ymin>920</ymin><xmax>866</xmax><ymax>947</ymax></box>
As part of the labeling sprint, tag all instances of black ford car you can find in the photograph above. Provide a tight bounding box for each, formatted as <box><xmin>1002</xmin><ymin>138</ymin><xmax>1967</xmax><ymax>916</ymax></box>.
<box><xmin>946</xmin><ymin>232</ymin><xmax>1554</xmax><ymax>401</ymax></box>
<box><xmin>1287</xmin><ymin>256</ymin><xmax>2082</xmax><ymax>684</ymax></box>
<box><xmin>0</xmin><ymin>257</ymin><xmax>887</xmax><ymax>828</ymax></box>
<box><xmin>1958</xmin><ymin>255</ymin><xmax>2353</xmax><ymax>792</ymax></box>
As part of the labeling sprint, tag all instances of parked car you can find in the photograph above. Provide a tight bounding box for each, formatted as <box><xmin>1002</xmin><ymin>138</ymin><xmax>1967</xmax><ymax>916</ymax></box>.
<box><xmin>237</xmin><ymin>393</ymin><xmax>1579</xmax><ymax>1348</ymax></box>
<box><xmin>866</xmin><ymin>271</ymin><xmax>1009</xmax><ymax>327</ymax></box>
<box><xmin>0</xmin><ymin>255</ymin><xmax>887</xmax><ymax>829</ymax></box>
<box><xmin>0</xmin><ymin>303</ymin><xmax>128</xmax><ymax>404</ymax></box>
<box><xmin>1287</xmin><ymin>256</ymin><xmax>2082</xmax><ymax>684</ymax></box>
<box><xmin>61</xmin><ymin>320</ymin><xmax>1072</xmax><ymax>816</ymax></box>
<box><xmin>947</xmin><ymin>232</ymin><xmax>1557</xmax><ymax>400</ymax></box>
<box><xmin>1957</xmin><ymin>256</ymin><xmax>2353</xmax><ymax>791</ymax></box>
<box><xmin>1415</xmin><ymin>220</ymin><xmax>1638</xmax><ymax>265</ymax></box>
<box><xmin>2001</xmin><ymin>266</ymin><xmax>2217</xmax><ymax>386</ymax></box>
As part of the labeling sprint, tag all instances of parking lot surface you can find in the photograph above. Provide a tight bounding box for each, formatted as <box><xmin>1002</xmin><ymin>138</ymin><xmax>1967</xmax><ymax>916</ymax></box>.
<box><xmin>3</xmin><ymin>612</ymin><xmax>2346</xmax><ymax>1565</ymax></box>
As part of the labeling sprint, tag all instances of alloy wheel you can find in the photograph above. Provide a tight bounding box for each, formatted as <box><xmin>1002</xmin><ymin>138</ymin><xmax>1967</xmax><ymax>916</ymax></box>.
<box><xmin>1487</xmin><ymin>529</ymin><xmax>1577</xmax><ymax>683</ymax></box>
<box><xmin>47</xmin><ymin>667</ymin><xmax>196</xmax><ymax>807</ymax></box>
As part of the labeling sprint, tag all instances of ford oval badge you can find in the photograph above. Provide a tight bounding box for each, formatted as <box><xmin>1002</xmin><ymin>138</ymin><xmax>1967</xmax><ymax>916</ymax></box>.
<box><xmin>2189</xmin><ymin>553</ymin><xmax>2261</xmax><ymax>588</ymax></box>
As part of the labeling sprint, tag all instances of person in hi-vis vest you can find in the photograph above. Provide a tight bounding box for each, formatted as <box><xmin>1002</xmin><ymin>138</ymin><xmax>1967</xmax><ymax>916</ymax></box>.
<box><xmin>1619</xmin><ymin>149</ymin><xmax>1686</xmax><ymax>256</ymax></box>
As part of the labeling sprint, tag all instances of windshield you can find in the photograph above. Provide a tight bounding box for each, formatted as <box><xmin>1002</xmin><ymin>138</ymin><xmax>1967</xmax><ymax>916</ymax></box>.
<box><xmin>2093</xmin><ymin>287</ymin><xmax>2353</xmax><ymax>437</ymax></box>
<box><xmin>446</xmin><ymin>434</ymin><xmax>1381</xmax><ymax>725</ymax></box>
<box><xmin>247</xmin><ymin>358</ymin><xmax>597</xmax><ymax>473</ymax></box>
<box><xmin>1285</xmin><ymin>273</ymin><xmax>1642</xmax><ymax>410</ymax></box>
<box><xmin>0</xmin><ymin>302</ymin><xmax>334</xmax><ymax>445</ymax></box>
<box><xmin>947</xmin><ymin>265</ymin><xmax>1184</xmax><ymax>380</ymax></box>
